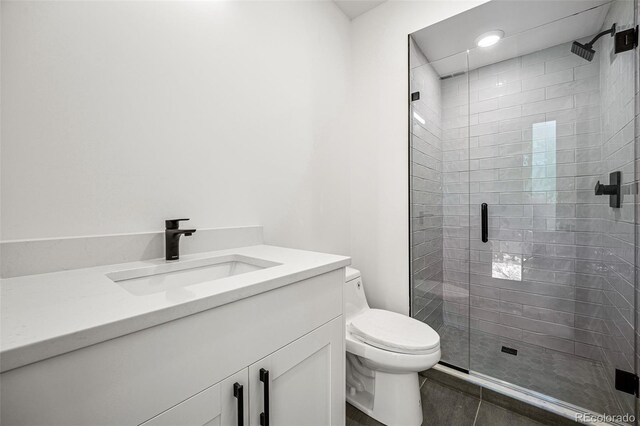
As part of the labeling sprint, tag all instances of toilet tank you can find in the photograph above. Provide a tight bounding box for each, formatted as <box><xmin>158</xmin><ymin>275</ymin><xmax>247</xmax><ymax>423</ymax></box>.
<box><xmin>344</xmin><ymin>267</ymin><xmax>369</xmax><ymax>320</ymax></box>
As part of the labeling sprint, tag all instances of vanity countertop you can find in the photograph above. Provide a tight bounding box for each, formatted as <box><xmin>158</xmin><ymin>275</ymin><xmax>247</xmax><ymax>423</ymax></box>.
<box><xmin>0</xmin><ymin>245</ymin><xmax>350</xmax><ymax>373</ymax></box>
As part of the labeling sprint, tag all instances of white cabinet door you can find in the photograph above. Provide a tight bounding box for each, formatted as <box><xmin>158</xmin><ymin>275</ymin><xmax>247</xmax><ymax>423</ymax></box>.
<box><xmin>248</xmin><ymin>316</ymin><xmax>344</xmax><ymax>426</ymax></box>
<box><xmin>141</xmin><ymin>368</ymin><xmax>248</xmax><ymax>426</ymax></box>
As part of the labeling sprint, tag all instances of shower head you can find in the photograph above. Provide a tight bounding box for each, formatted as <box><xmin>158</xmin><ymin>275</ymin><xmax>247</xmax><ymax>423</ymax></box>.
<box><xmin>570</xmin><ymin>23</ymin><xmax>616</xmax><ymax>62</ymax></box>
<box><xmin>571</xmin><ymin>41</ymin><xmax>595</xmax><ymax>61</ymax></box>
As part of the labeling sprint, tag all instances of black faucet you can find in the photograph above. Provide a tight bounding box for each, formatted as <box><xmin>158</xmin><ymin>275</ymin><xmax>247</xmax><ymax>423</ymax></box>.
<box><xmin>165</xmin><ymin>218</ymin><xmax>196</xmax><ymax>261</ymax></box>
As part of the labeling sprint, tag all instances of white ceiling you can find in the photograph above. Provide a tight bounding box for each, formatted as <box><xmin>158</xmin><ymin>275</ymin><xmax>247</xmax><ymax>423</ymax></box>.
<box><xmin>411</xmin><ymin>0</ymin><xmax>612</xmax><ymax>77</ymax></box>
<box><xmin>333</xmin><ymin>0</ymin><xmax>387</xmax><ymax>19</ymax></box>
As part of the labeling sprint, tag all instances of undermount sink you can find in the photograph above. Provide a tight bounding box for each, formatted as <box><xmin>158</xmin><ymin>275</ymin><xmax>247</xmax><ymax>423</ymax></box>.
<box><xmin>107</xmin><ymin>254</ymin><xmax>281</xmax><ymax>296</ymax></box>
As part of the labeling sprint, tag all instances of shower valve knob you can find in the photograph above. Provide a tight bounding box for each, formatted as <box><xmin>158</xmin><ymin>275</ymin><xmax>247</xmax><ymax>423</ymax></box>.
<box><xmin>594</xmin><ymin>171</ymin><xmax>621</xmax><ymax>208</ymax></box>
<box><xmin>594</xmin><ymin>181</ymin><xmax>617</xmax><ymax>196</ymax></box>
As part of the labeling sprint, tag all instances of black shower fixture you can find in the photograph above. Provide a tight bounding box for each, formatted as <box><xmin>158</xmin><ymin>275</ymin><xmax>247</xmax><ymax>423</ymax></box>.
<box><xmin>594</xmin><ymin>171</ymin><xmax>622</xmax><ymax>208</ymax></box>
<box><xmin>615</xmin><ymin>26</ymin><xmax>638</xmax><ymax>54</ymax></box>
<box><xmin>571</xmin><ymin>23</ymin><xmax>616</xmax><ymax>61</ymax></box>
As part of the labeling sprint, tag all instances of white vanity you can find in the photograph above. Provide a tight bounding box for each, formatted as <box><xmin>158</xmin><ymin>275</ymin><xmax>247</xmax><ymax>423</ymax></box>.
<box><xmin>0</xmin><ymin>244</ymin><xmax>349</xmax><ymax>425</ymax></box>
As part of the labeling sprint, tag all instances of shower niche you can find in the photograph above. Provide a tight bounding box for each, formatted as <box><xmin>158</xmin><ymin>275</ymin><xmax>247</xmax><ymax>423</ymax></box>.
<box><xmin>409</xmin><ymin>0</ymin><xmax>639</xmax><ymax>420</ymax></box>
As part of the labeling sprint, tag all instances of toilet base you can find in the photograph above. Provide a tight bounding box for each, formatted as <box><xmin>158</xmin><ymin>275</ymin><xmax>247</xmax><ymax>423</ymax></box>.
<box><xmin>347</xmin><ymin>370</ymin><xmax>423</xmax><ymax>426</ymax></box>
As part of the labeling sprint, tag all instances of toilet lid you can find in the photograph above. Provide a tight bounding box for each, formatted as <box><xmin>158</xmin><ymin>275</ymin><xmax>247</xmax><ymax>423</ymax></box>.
<box><xmin>348</xmin><ymin>309</ymin><xmax>440</xmax><ymax>355</ymax></box>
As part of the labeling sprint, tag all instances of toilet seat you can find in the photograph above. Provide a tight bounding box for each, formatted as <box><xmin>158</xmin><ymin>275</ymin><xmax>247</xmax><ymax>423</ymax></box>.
<box><xmin>348</xmin><ymin>309</ymin><xmax>440</xmax><ymax>355</ymax></box>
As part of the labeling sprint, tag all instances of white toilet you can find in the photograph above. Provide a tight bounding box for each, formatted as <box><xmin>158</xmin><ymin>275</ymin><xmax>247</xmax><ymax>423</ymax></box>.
<box><xmin>344</xmin><ymin>267</ymin><xmax>441</xmax><ymax>426</ymax></box>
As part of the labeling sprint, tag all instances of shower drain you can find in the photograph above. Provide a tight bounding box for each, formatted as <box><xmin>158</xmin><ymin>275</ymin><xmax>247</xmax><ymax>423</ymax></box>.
<box><xmin>501</xmin><ymin>346</ymin><xmax>518</xmax><ymax>356</ymax></box>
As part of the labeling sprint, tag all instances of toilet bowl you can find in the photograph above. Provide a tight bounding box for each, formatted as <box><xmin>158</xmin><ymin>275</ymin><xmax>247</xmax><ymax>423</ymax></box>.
<box><xmin>345</xmin><ymin>267</ymin><xmax>440</xmax><ymax>426</ymax></box>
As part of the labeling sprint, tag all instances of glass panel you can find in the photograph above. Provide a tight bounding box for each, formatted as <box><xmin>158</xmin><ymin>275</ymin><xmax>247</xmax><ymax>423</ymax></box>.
<box><xmin>465</xmin><ymin>0</ymin><xmax>637</xmax><ymax>418</ymax></box>
<box><xmin>409</xmin><ymin>38</ymin><xmax>470</xmax><ymax>370</ymax></box>
<box><xmin>598</xmin><ymin>1</ymin><xmax>638</xmax><ymax>417</ymax></box>
<box><xmin>635</xmin><ymin>2</ymin><xmax>639</xmax><ymax>422</ymax></box>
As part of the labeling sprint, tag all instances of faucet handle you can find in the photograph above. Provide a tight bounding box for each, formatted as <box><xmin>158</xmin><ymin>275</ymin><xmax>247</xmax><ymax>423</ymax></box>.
<box><xmin>165</xmin><ymin>218</ymin><xmax>190</xmax><ymax>230</ymax></box>
<box><xmin>594</xmin><ymin>181</ymin><xmax>604</xmax><ymax>195</ymax></box>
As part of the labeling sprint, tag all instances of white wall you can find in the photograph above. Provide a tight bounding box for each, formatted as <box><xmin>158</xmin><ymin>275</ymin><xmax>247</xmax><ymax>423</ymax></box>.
<box><xmin>1</xmin><ymin>1</ymin><xmax>351</xmax><ymax>256</ymax></box>
<box><xmin>350</xmin><ymin>0</ymin><xmax>488</xmax><ymax>314</ymax></box>
<box><xmin>2</xmin><ymin>0</ymin><xmax>494</xmax><ymax>316</ymax></box>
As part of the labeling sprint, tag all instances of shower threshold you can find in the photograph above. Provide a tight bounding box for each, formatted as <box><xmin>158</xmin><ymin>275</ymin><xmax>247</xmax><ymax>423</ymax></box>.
<box><xmin>436</xmin><ymin>325</ymin><xmax>631</xmax><ymax>422</ymax></box>
<box><xmin>430</xmin><ymin>363</ymin><xmax>631</xmax><ymax>426</ymax></box>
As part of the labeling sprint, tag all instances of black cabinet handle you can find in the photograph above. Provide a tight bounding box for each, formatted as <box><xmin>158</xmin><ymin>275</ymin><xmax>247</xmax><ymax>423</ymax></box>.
<box><xmin>233</xmin><ymin>382</ymin><xmax>243</xmax><ymax>426</ymax></box>
<box><xmin>481</xmin><ymin>203</ymin><xmax>488</xmax><ymax>243</ymax></box>
<box><xmin>259</xmin><ymin>368</ymin><xmax>270</xmax><ymax>426</ymax></box>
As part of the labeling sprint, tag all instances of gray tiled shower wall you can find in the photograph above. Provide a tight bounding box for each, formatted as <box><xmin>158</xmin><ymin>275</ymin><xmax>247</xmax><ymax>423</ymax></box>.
<box><xmin>410</xmin><ymin>1</ymin><xmax>638</xmax><ymax>409</ymax></box>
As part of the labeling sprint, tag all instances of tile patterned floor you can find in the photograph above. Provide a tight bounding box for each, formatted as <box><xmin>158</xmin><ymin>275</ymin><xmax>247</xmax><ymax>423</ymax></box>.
<box><xmin>346</xmin><ymin>378</ymin><xmax>551</xmax><ymax>426</ymax></box>
<box><xmin>438</xmin><ymin>325</ymin><xmax>622</xmax><ymax>415</ymax></box>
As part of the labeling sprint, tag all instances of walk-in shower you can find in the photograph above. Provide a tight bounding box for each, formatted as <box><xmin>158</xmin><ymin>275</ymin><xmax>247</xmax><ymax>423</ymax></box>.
<box><xmin>409</xmin><ymin>0</ymin><xmax>638</xmax><ymax>421</ymax></box>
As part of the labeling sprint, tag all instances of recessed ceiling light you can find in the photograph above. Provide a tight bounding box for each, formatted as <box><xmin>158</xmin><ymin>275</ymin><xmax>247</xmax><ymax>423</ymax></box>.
<box><xmin>476</xmin><ymin>30</ymin><xmax>504</xmax><ymax>48</ymax></box>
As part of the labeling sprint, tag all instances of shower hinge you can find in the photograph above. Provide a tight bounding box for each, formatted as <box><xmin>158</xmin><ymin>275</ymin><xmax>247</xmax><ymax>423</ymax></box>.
<box><xmin>411</xmin><ymin>92</ymin><xmax>420</xmax><ymax>101</ymax></box>
<box><xmin>614</xmin><ymin>26</ymin><xmax>638</xmax><ymax>54</ymax></box>
<box><xmin>615</xmin><ymin>369</ymin><xmax>638</xmax><ymax>397</ymax></box>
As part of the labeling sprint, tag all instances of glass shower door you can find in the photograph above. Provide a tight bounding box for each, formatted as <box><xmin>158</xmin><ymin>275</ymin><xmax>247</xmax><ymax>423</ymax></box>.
<box><xmin>466</xmin><ymin>0</ymin><xmax>638</xmax><ymax>418</ymax></box>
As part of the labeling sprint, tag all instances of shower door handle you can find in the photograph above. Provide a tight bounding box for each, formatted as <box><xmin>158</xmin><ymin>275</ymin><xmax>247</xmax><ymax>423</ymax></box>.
<box><xmin>481</xmin><ymin>203</ymin><xmax>488</xmax><ymax>243</ymax></box>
